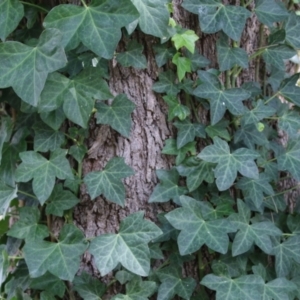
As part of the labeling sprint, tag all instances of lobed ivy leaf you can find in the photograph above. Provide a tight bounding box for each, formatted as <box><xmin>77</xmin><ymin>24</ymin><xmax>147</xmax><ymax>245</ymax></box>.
<box><xmin>262</xmin><ymin>45</ymin><xmax>295</xmax><ymax>70</ymax></box>
<box><xmin>205</xmin><ymin>119</ymin><xmax>231</xmax><ymax>141</ymax></box>
<box><xmin>84</xmin><ymin>157</ymin><xmax>134</xmax><ymax>206</ymax></box>
<box><xmin>153</xmin><ymin>45</ymin><xmax>176</xmax><ymax>67</ymax></box>
<box><xmin>152</xmin><ymin>71</ymin><xmax>180</xmax><ymax>96</ymax></box>
<box><xmin>115</xmin><ymin>270</ymin><xmax>134</xmax><ymax>284</ymax></box>
<box><xmin>7</xmin><ymin>207</ymin><xmax>49</xmax><ymax>241</ymax></box>
<box><xmin>278</xmin><ymin>74</ymin><xmax>300</xmax><ymax>106</ymax></box>
<box><xmin>89</xmin><ymin>212</ymin><xmax>162</xmax><ymax>276</ymax></box>
<box><xmin>0</xmin><ymin>181</ymin><xmax>17</xmax><ymax>216</ymax></box>
<box><xmin>131</xmin><ymin>0</ymin><xmax>169</xmax><ymax>39</ymax></box>
<box><xmin>185</xmin><ymin>50</ymin><xmax>210</xmax><ymax>71</ymax></box>
<box><xmin>0</xmin><ymin>29</ymin><xmax>67</xmax><ymax>106</ymax></box>
<box><xmin>44</xmin><ymin>0</ymin><xmax>139</xmax><ymax>59</ymax></box>
<box><xmin>163</xmin><ymin>95</ymin><xmax>190</xmax><ymax>121</ymax></box>
<box><xmin>254</xmin><ymin>0</ymin><xmax>289</xmax><ymax>28</ymax></box>
<box><xmin>116</xmin><ymin>40</ymin><xmax>147</xmax><ymax>69</ymax></box>
<box><xmin>165</xmin><ymin>196</ymin><xmax>236</xmax><ymax>255</ymax></box>
<box><xmin>182</xmin><ymin>0</ymin><xmax>251</xmax><ymax>41</ymax></box>
<box><xmin>194</xmin><ymin>71</ymin><xmax>250</xmax><ymax>125</ymax></box>
<box><xmin>0</xmin><ymin>0</ymin><xmax>24</xmax><ymax>41</ymax></box>
<box><xmin>198</xmin><ymin>137</ymin><xmax>259</xmax><ymax>191</ymax></box>
<box><xmin>15</xmin><ymin>149</ymin><xmax>74</xmax><ymax>204</ymax></box>
<box><xmin>148</xmin><ymin>169</ymin><xmax>188</xmax><ymax>203</ymax></box>
<box><xmin>201</xmin><ymin>274</ymin><xmax>264</xmax><ymax>300</ymax></box>
<box><xmin>45</xmin><ymin>184</ymin><xmax>79</xmax><ymax>217</ymax></box>
<box><xmin>156</xmin><ymin>265</ymin><xmax>196</xmax><ymax>300</ymax></box>
<box><xmin>172</xmin><ymin>53</ymin><xmax>191</xmax><ymax>82</ymax></box>
<box><xmin>285</xmin><ymin>13</ymin><xmax>300</xmax><ymax>49</ymax></box>
<box><xmin>171</xmin><ymin>30</ymin><xmax>199</xmax><ymax>53</ymax></box>
<box><xmin>73</xmin><ymin>272</ymin><xmax>106</xmax><ymax>300</ymax></box>
<box><xmin>278</xmin><ymin>108</ymin><xmax>300</xmax><ymax>138</ymax></box>
<box><xmin>261</xmin><ymin>277</ymin><xmax>297</xmax><ymax>300</ymax></box>
<box><xmin>95</xmin><ymin>94</ymin><xmax>135</xmax><ymax>137</ymax></box>
<box><xmin>69</xmin><ymin>144</ymin><xmax>87</xmax><ymax>164</ymax></box>
<box><xmin>40</xmin><ymin>107</ymin><xmax>66</xmax><ymax>131</ymax></box>
<box><xmin>229</xmin><ymin>200</ymin><xmax>282</xmax><ymax>256</ymax></box>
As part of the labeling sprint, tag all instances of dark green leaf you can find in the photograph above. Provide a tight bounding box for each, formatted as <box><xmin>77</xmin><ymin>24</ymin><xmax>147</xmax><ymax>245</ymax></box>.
<box><xmin>40</xmin><ymin>107</ymin><xmax>66</xmax><ymax>131</ymax></box>
<box><xmin>153</xmin><ymin>45</ymin><xmax>175</xmax><ymax>67</ymax></box>
<box><xmin>163</xmin><ymin>95</ymin><xmax>190</xmax><ymax>121</ymax></box>
<box><xmin>89</xmin><ymin>212</ymin><xmax>162</xmax><ymax>276</ymax></box>
<box><xmin>278</xmin><ymin>74</ymin><xmax>300</xmax><ymax>106</ymax></box>
<box><xmin>0</xmin><ymin>181</ymin><xmax>17</xmax><ymax>216</ymax></box>
<box><xmin>96</xmin><ymin>94</ymin><xmax>135</xmax><ymax>137</ymax></box>
<box><xmin>205</xmin><ymin>119</ymin><xmax>231</xmax><ymax>141</ymax></box>
<box><xmin>0</xmin><ymin>245</ymin><xmax>9</xmax><ymax>286</ymax></box>
<box><xmin>262</xmin><ymin>45</ymin><xmax>295</xmax><ymax>70</ymax></box>
<box><xmin>23</xmin><ymin>224</ymin><xmax>87</xmax><ymax>281</ymax></box>
<box><xmin>44</xmin><ymin>0</ymin><xmax>139</xmax><ymax>58</ymax></box>
<box><xmin>152</xmin><ymin>71</ymin><xmax>180</xmax><ymax>96</ymax></box>
<box><xmin>69</xmin><ymin>144</ymin><xmax>87</xmax><ymax>163</ymax></box>
<box><xmin>84</xmin><ymin>157</ymin><xmax>134</xmax><ymax>206</ymax></box>
<box><xmin>278</xmin><ymin>106</ymin><xmax>300</xmax><ymax>138</ymax></box>
<box><xmin>186</xmin><ymin>50</ymin><xmax>210</xmax><ymax>71</ymax></box>
<box><xmin>262</xmin><ymin>277</ymin><xmax>297</xmax><ymax>300</ymax></box>
<box><xmin>285</xmin><ymin>13</ymin><xmax>300</xmax><ymax>49</ymax></box>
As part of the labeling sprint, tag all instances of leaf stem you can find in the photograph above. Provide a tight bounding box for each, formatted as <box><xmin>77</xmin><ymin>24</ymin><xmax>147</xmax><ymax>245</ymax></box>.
<box><xmin>19</xmin><ymin>1</ymin><xmax>49</xmax><ymax>13</ymax></box>
<box><xmin>18</xmin><ymin>190</ymin><xmax>38</xmax><ymax>200</ymax></box>
<box><xmin>264</xmin><ymin>92</ymin><xmax>279</xmax><ymax>104</ymax></box>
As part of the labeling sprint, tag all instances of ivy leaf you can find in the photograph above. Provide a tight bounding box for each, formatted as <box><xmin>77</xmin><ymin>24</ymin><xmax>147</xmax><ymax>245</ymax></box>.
<box><xmin>16</xmin><ymin>149</ymin><xmax>74</xmax><ymax>204</ymax></box>
<box><xmin>73</xmin><ymin>272</ymin><xmax>106</xmax><ymax>300</ymax></box>
<box><xmin>23</xmin><ymin>224</ymin><xmax>87</xmax><ymax>281</ymax></box>
<box><xmin>229</xmin><ymin>200</ymin><xmax>282</xmax><ymax>256</ymax></box>
<box><xmin>278</xmin><ymin>108</ymin><xmax>300</xmax><ymax>138</ymax></box>
<box><xmin>44</xmin><ymin>0</ymin><xmax>139</xmax><ymax>58</ymax></box>
<box><xmin>69</xmin><ymin>144</ymin><xmax>87</xmax><ymax>164</ymax></box>
<box><xmin>45</xmin><ymin>184</ymin><xmax>79</xmax><ymax>217</ymax></box>
<box><xmin>261</xmin><ymin>277</ymin><xmax>297</xmax><ymax>300</ymax></box>
<box><xmin>285</xmin><ymin>13</ymin><xmax>300</xmax><ymax>49</ymax></box>
<box><xmin>262</xmin><ymin>45</ymin><xmax>295</xmax><ymax>70</ymax></box>
<box><xmin>194</xmin><ymin>71</ymin><xmax>250</xmax><ymax>125</ymax></box>
<box><xmin>236</xmin><ymin>173</ymin><xmax>274</xmax><ymax>210</ymax></box>
<box><xmin>171</xmin><ymin>30</ymin><xmax>199</xmax><ymax>53</ymax></box>
<box><xmin>254</xmin><ymin>0</ymin><xmax>289</xmax><ymax>27</ymax></box>
<box><xmin>201</xmin><ymin>274</ymin><xmax>264</xmax><ymax>300</ymax></box>
<box><xmin>89</xmin><ymin>212</ymin><xmax>162</xmax><ymax>276</ymax></box>
<box><xmin>148</xmin><ymin>169</ymin><xmax>188</xmax><ymax>203</ymax></box>
<box><xmin>182</xmin><ymin>0</ymin><xmax>251</xmax><ymax>41</ymax></box>
<box><xmin>0</xmin><ymin>0</ymin><xmax>24</xmax><ymax>41</ymax></box>
<box><xmin>7</xmin><ymin>207</ymin><xmax>48</xmax><ymax>241</ymax></box>
<box><xmin>95</xmin><ymin>94</ymin><xmax>135</xmax><ymax>137</ymax></box>
<box><xmin>198</xmin><ymin>137</ymin><xmax>259</xmax><ymax>191</ymax></box>
<box><xmin>116</xmin><ymin>41</ymin><xmax>147</xmax><ymax>69</ymax></box>
<box><xmin>278</xmin><ymin>74</ymin><xmax>300</xmax><ymax>106</ymax></box>
<box><xmin>131</xmin><ymin>0</ymin><xmax>169</xmax><ymax>39</ymax></box>
<box><xmin>185</xmin><ymin>50</ymin><xmax>210</xmax><ymax>71</ymax></box>
<box><xmin>0</xmin><ymin>181</ymin><xmax>17</xmax><ymax>216</ymax></box>
<box><xmin>165</xmin><ymin>196</ymin><xmax>235</xmax><ymax>255</ymax></box>
<box><xmin>40</xmin><ymin>107</ymin><xmax>66</xmax><ymax>131</ymax></box>
<box><xmin>152</xmin><ymin>70</ymin><xmax>180</xmax><ymax>96</ymax></box>
<box><xmin>156</xmin><ymin>265</ymin><xmax>196</xmax><ymax>300</ymax></box>
<box><xmin>84</xmin><ymin>157</ymin><xmax>134</xmax><ymax>206</ymax></box>
<box><xmin>0</xmin><ymin>29</ymin><xmax>67</xmax><ymax>106</ymax></box>
<box><xmin>172</xmin><ymin>53</ymin><xmax>191</xmax><ymax>82</ymax></box>
<box><xmin>205</xmin><ymin>119</ymin><xmax>231</xmax><ymax>141</ymax></box>
<box><xmin>217</xmin><ymin>35</ymin><xmax>248</xmax><ymax>71</ymax></box>
<box><xmin>153</xmin><ymin>45</ymin><xmax>175</xmax><ymax>67</ymax></box>
<box><xmin>163</xmin><ymin>95</ymin><xmax>190</xmax><ymax>121</ymax></box>
<box><xmin>278</xmin><ymin>140</ymin><xmax>300</xmax><ymax>180</ymax></box>
<box><xmin>273</xmin><ymin>235</ymin><xmax>300</xmax><ymax>277</ymax></box>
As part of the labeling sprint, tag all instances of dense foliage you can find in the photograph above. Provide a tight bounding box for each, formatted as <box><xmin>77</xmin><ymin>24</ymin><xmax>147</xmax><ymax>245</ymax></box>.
<box><xmin>1</xmin><ymin>0</ymin><xmax>300</xmax><ymax>299</ymax></box>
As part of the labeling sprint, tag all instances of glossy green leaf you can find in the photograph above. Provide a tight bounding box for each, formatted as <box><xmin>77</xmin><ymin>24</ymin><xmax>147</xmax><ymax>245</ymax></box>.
<box><xmin>117</xmin><ymin>41</ymin><xmax>147</xmax><ymax>69</ymax></box>
<box><xmin>194</xmin><ymin>71</ymin><xmax>250</xmax><ymax>125</ymax></box>
<box><xmin>163</xmin><ymin>95</ymin><xmax>190</xmax><ymax>121</ymax></box>
<box><xmin>278</xmin><ymin>106</ymin><xmax>300</xmax><ymax>138</ymax></box>
<box><xmin>84</xmin><ymin>157</ymin><xmax>134</xmax><ymax>206</ymax></box>
<box><xmin>46</xmin><ymin>184</ymin><xmax>79</xmax><ymax>217</ymax></box>
<box><xmin>153</xmin><ymin>45</ymin><xmax>175</xmax><ymax>67</ymax></box>
<box><xmin>165</xmin><ymin>196</ymin><xmax>235</xmax><ymax>254</ymax></box>
<box><xmin>7</xmin><ymin>207</ymin><xmax>48</xmax><ymax>241</ymax></box>
<box><xmin>262</xmin><ymin>45</ymin><xmax>295</xmax><ymax>70</ymax></box>
<box><xmin>40</xmin><ymin>107</ymin><xmax>66</xmax><ymax>131</ymax></box>
<box><xmin>95</xmin><ymin>94</ymin><xmax>135</xmax><ymax>137</ymax></box>
<box><xmin>73</xmin><ymin>272</ymin><xmax>106</xmax><ymax>300</ymax></box>
<box><xmin>131</xmin><ymin>0</ymin><xmax>169</xmax><ymax>39</ymax></box>
<box><xmin>201</xmin><ymin>274</ymin><xmax>264</xmax><ymax>300</ymax></box>
<box><xmin>172</xmin><ymin>53</ymin><xmax>191</xmax><ymax>81</ymax></box>
<box><xmin>186</xmin><ymin>50</ymin><xmax>210</xmax><ymax>71</ymax></box>
<box><xmin>149</xmin><ymin>169</ymin><xmax>188</xmax><ymax>203</ymax></box>
<box><xmin>89</xmin><ymin>212</ymin><xmax>162</xmax><ymax>276</ymax></box>
<box><xmin>278</xmin><ymin>74</ymin><xmax>300</xmax><ymax>106</ymax></box>
<box><xmin>152</xmin><ymin>70</ymin><xmax>180</xmax><ymax>96</ymax></box>
<box><xmin>16</xmin><ymin>149</ymin><xmax>74</xmax><ymax>204</ymax></box>
<box><xmin>198</xmin><ymin>137</ymin><xmax>259</xmax><ymax>191</ymax></box>
<box><xmin>255</xmin><ymin>0</ymin><xmax>289</xmax><ymax>27</ymax></box>
<box><xmin>23</xmin><ymin>224</ymin><xmax>87</xmax><ymax>281</ymax></box>
<box><xmin>156</xmin><ymin>265</ymin><xmax>196</xmax><ymax>300</ymax></box>
<box><xmin>69</xmin><ymin>144</ymin><xmax>87</xmax><ymax>164</ymax></box>
<box><xmin>171</xmin><ymin>30</ymin><xmax>199</xmax><ymax>53</ymax></box>
<box><xmin>44</xmin><ymin>0</ymin><xmax>139</xmax><ymax>58</ymax></box>
<box><xmin>285</xmin><ymin>13</ymin><xmax>300</xmax><ymax>49</ymax></box>
<box><xmin>0</xmin><ymin>0</ymin><xmax>24</xmax><ymax>41</ymax></box>
<box><xmin>0</xmin><ymin>181</ymin><xmax>17</xmax><ymax>216</ymax></box>
<box><xmin>205</xmin><ymin>119</ymin><xmax>231</xmax><ymax>141</ymax></box>
<box><xmin>0</xmin><ymin>29</ymin><xmax>67</xmax><ymax>106</ymax></box>
<box><xmin>229</xmin><ymin>200</ymin><xmax>282</xmax><ymax>256</ymax></box>
<box><xmin>182</xmin><ymin>0</ymin><xmax>251</xmax><ymax>41</ymax></box>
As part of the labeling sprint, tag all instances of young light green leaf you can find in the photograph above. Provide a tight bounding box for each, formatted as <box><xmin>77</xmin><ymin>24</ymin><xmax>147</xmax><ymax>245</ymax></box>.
<box><xmin>182</xmin><ymin>0</ymin><xmax>251</xmax><ymax>41</ymax></box>
<box><xmin>152</xmin><ymin>70</ymin><xmax>180</xmax><ymax>96</ymax></box>
<box><xmin>7</xmin><ymin>207</ymin><xmax>48</xmax><ymax>241</ymax></box>
<box><xmin>148</xmin><ymin>169</ymin><xmax>188</xmax><ymax>203</ymax></box>
<box><xmin>0</xmin><ymin>29</ymin><xmax>67</xmax><ymax>106</ymax></box>
<box><xmin>84</xmin><ymin>157</ymin><xmax>134</xmax><ymax>206</ymax></box>
<box><xmin>95</xmin><ymin>94</ymin><xmax>135</xmax><ymax>137</ymax></box>
<box><xmin>89</xmin><ymin>212</ymin><xmax>162</xmax><ymax>276</ymax></box>
<box><xmin>165</xmin><ymin>196</ymin><xmax>236</xmax><ymax>255</ymax></box>
<box><xmin>23</xmin><ymin>224</ymin><xmax>87</xmax><ymax>281</ymax></box>
<box><xmin>131</xmin><ymin>0</ymin><xmax>169</xmax><ymax>39</ymax></box>
<box><xmin>45</xmin><ymin>184</ymin><xmax>79</xmax><ymax>217</ymax></box>
<box><xmin>198</xmin><ymin>137</ymin><xmax>259</xmax><ymax>191</ymax></box>
<box><xmin>117</xmin><ymin>40</ymin><xmax>147</xmax><ymax>69</ymax></box>
<box><xmin>229</xmin><ymin>200</ymin><xmax>282</xmax><ymax>256</ymax></box>
<box><xmin>73</xmin><ymin>272</ymin><xmax>106</xmax><ymax>300</ymax></box>
<box><xmin>156</xmin><ymin>265</ymin><xmax>196</xmax><ymax>300</ymax></box>
<box><xmin>285</xmin><ymin>13</ymin><xmax>300</xmax><ymax>49</ymax></box>
<box><xmin>172</xmin><ymin>53</ymin><xmax>191</xmax><ymax>82</ymax></box>
<box><xmin>201</xmin><ymin>274</ymin><xmax>264</xmax><ymax>300</ymax></box>
<box><xmin>194</xmin><ymin>71</ymin><xmax>250</xmax><ymax>125</ymax></box>
<box><xmin>16</xmin><ymin>149</ymin><xmax>74</xmax><ymax>204</ymax></box>
<box><xmin>262</xmin><ymin>45</ymin><xmax>295</xmax><ymax>70</ymax></box>
<box><xmin>255</xmin><ymin>0</ymin><xmax>289</xmax><ymax>27</ymax></box>
<box><xmin>0</xmin><ymin>181</ymin><xmax>17</xmax><ymax>216</ymax></box>
<box><xmin>171</xmin><ymin>30</ymin><xmax>199</xmax><ymax>53</ymax></box>
<box><xmin>44</xmin><ymin>0</ymin><xmax>139</xmax><ymax>58</ymax></box>
<box><xmin>0</xmin><ymin>0</ymin><xmax>24</xmax><ymax>41</ymax></box>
